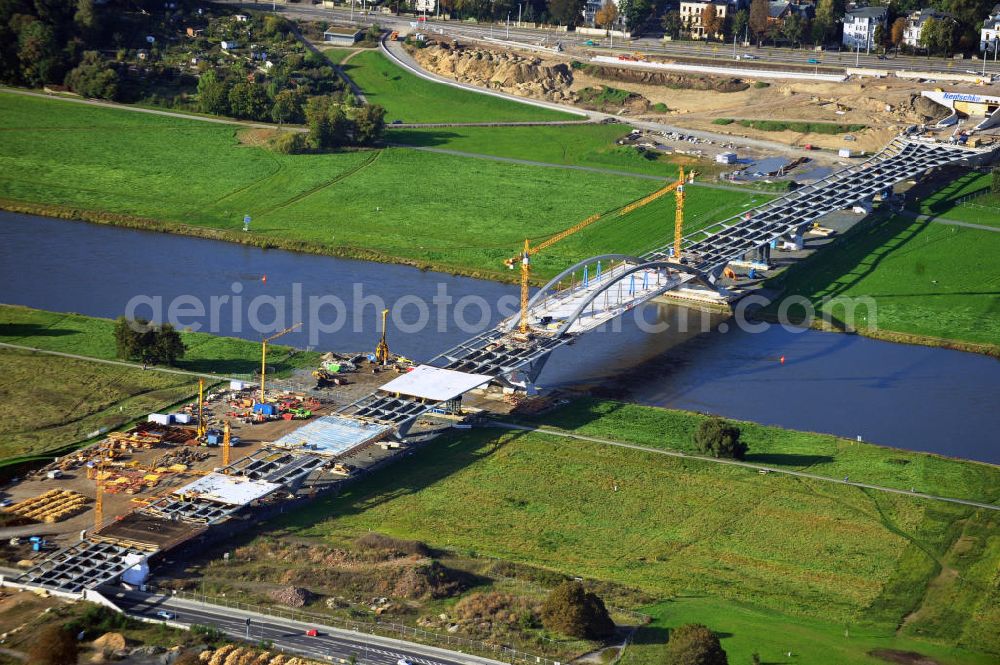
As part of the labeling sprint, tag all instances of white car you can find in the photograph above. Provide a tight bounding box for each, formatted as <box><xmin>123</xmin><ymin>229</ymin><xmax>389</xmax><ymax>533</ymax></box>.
<box><xmin>155</xmin><ymin>610</ymin><xmax>176</xmax><ymax>620</ymax></box>
<box><xmin>742</xmin><ymin>54</ymin><xmax>759</xmax><ymax>60</ymax></box>
<box><xmin>397</xmin><ymin>659</ymin><xmax>413</xmax><ymax>665</ymax></box>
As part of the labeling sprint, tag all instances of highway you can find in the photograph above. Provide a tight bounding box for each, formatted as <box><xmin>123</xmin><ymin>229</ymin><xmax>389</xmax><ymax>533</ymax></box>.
<box><xmin>111</xmin><ymin>588</ymin><xmax>505</xmax><ymax>665</ymax></box>
<box><xmin>229</xmin><ymin>1</ymin><xmax>1000</xmax><ymax>78</ymax></box>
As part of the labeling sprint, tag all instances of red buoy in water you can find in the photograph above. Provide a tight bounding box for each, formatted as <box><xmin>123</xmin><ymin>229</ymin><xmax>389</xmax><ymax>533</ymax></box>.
<box><xmin>261</xmin><ymin>274</ymin><xmax>267</xmax><ymax>283</ymax></box>
<box><xmin>780</xmin><ymin>355</ymin><xmax>786</xmax><ymax>364</ymax></box>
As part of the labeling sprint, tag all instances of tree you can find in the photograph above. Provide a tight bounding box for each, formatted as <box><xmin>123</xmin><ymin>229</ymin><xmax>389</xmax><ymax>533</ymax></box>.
<box><xmin>27</xmin><ymin>624</ymin><xmax>78</xmax><ymax>665</ymax></box>
<box><xmin>873</xmin><ymin>23</ymin><xmax>885</xmax><ymax>50</ymax></box>
<box><xmin>305</xmin><ymin>95</ymin><xmax>333</xmax><ymax>149</ymax></box>
<box><xmin>730</xmin><ymin>9</ymin><xmax>749</xmax><ymax>43</ymax></box>
<box><xmin>197</xmin><ymin>71</ymin><xmax>230</xmax><ymax>115</ymax></box>
<box><xmin>616</xmin><ymin>0</ymin><xmax>651</xmax><ymax>32</ymax></box>
<box><xmin>813</xmin><ymin>0</ymin><xmax>844</xmax><ymax>43</ymax></box>
<box><xmin>228</xmin><ymin>80</ymin><xmax>270</xmax><ymax>121</ymax></box>
<box><xmin>74</xmin><ymin>0</ymin><xmax>96</xmax><ymax>32</ymax></box>
<box><xmin>782</xmin><ymin>13</ymin><xmax>805</xmax><ymax>46</ymax></box>
<box><xmin>662</xmin><ymin>10</ymin><xmax>682</xmax><ymax>40</ymax></box>
<box><xmin>701</xmin><ymin>4</ymin><xmax>721</xmax><ymax>40</ymax></box>
<box><xmin>351</xmin><ymin>103</ymin><xmax>385</xmax><ymax>146</ymax></box>
<box><xmin>64</xmin><ymin>51</ymin><xmax>118</xmax><ymax>99</ymax></box>
<box><xmin>749</xmin><ymin>0</ymin><xmax>768</xmax><ymax>43</ymax></box>
<box><xmin>595</xmin><ymin>1</ymin><xmax>618</xmax><ymax>31</ymax></box>
<box><xmin>693</xmin><ymin>418</ymin><xmax>747</xmax><ymax>459</ymax></box>
<box><xmin>16</xmin><ymin>18</ymin><xmax>60</xmax><ymax>86</ymax></box>
<box><xmin>890</xmin><ymin>17</ymin><xmax>905</xmax><ymax>47</ymax></box>
<box><xmin>151</xmin><ymin>323</ymin><xmax>185</xmax><ymax>365</ymax></box>
<box><xmin>113</xmin><ymin>317</ymin><xmax>186</xmax><ymax>365</ymax></box>
<box><xmin>664</xmin><ymin>624</ymin><xmax>728</xmax><ymax>665</ymax></box>
<box><xmin>540</xmin><ymin>581</ymin><xmax>615</xmax><ymax>640</ymax></box>
<box><xmin>271</xmin><ymin>88</ymin><xmax>304</xmax><ymax>125</ymax></box>
<box><xmin>547</xmin><ymin>0</ymin><xmax>584</xmax><ymax>26</ymax></box>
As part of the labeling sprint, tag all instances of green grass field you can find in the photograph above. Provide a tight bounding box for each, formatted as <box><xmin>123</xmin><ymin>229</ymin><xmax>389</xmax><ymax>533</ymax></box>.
<box><xmin>339</xmin><ymin>50</ymin><xmax>578</xmax><ymax>123</ymax></box>
<box><xmin>0</xmin><ymin>304</ymin><xmax>319</xmax><ymax>377</ymax></box>
<box><xmin>0</xmin><ymin>93</ymin><xmax>761</xmax><ymax>281</ymax></box>
<box><xmin>765</xmin><ymin>213</ymin><xmax>1000</xmax><ymax>350</ymax></box>
<box><xmin>0</xmin><ymin>348</ymin><xmax>198</xmax><ymax>463</ymax></box>
<box><xmin>389</xmin><ymin>124</ymin><xmax>693</xmax><ymax>177</ymax></box>
<box><xmin>519</xmin><ymin>398</ymin><xmax>1000</xmax><ymax>503</ymax></box>
<box><xmin>271</xmin><ymin>420</ymin><xmax>999</xmax><ymax>664</ymax></box>
<box><xmin>909</xmin><ymin>171</ymin><xmax>1000</xmax><ymax>227</ymax></box>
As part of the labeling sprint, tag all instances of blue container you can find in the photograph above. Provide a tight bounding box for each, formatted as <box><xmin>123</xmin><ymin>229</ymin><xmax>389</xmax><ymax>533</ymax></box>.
<box><xmin>253</xmin><ymin>403</ymin><xmax>277</xmax><ymax>416</ymax></box>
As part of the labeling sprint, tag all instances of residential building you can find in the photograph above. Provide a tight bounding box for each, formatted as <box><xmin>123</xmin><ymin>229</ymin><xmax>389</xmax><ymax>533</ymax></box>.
<box><xmin>680</xmin><ymin>0</ymin><xmax>740</xmax><ymax>40</ymax></box>
<box><xmin>981</xmin><ymin>4</ymin><xmax>1000</xmax><ymax>53</ymax></box>
<box><xmin>767</xmin><ymin>1</ymin><xmax>812</xmax><ymax>25</ymax></box>
<box><xmin>841</xmin><ymin>6</ymin><xmax>887</xmax><ymax>50</ymax></box>
<box><xmin>903</xmin><ymin>8</ymin><xmax>955</xmax><ymax>49</ymax></box>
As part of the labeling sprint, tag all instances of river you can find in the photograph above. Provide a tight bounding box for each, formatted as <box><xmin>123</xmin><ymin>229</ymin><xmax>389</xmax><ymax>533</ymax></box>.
<box><xmin>1</xmin><ymin>212</ymin><xmax>998</xmax><ymax>464</ymax></box>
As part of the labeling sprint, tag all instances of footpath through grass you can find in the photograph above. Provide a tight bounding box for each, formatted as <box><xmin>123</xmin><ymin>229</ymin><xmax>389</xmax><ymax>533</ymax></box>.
<box><xmin>0</xmin><ymin>348</ymin><xmax>197</xmax><ymax>463</ymax></box>
<box><xmin>339</xmin><ymin>50</ymin><xmax>577</xmax><ymax>123</ymax></box>
<box><xmin>389</xmin><ymin>124</ymin><xmax>696</xmax><ymax>178</ymax></box>
<box><xmin>271</xmin><ymin>409</ymin><xmax>999</xmax><ymax>664</ymax></box>
<box><xmin>0</xmin><ymin>92</ymin><xmax>739</xmax><ymax>281</ymax></box>
<box><xmin>765</xmin><ymin>212</ymin><xmax>1000</xmax><ymax>351</ymax></box>
<box><xmin>0</xmin><ymin>304</ymin><xmax>319</xmax><ymax>377</ymax></box>
<box><xmin>909</xmin><ymin>171</ymin><xmax>1000</xmax><ymax>227</ymax></box>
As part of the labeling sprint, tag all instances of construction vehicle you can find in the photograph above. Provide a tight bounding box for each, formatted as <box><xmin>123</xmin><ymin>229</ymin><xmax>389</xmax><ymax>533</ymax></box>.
<box><xmin>259</xmin><ymin>322</ymin><xmax>303</xmax><ymax>403</ymax></box>
<box><xmin>389</xmin><ymin>31</ymin><xmax>399</xmax><ymax>41</ymax></box>
<box><xmin>374</xmin><ymin>308</ymin><xmax>391</xmax><ymax>365</ymax></box>
<box><xmin>505</xmin><ymin>173</ymin><xmax>685</xmax><ymax>335</ymax></box>
<box><xmin>313</xmin><ymin>368</ymin><xmax>350</xmax><ymax>389</ymax></box>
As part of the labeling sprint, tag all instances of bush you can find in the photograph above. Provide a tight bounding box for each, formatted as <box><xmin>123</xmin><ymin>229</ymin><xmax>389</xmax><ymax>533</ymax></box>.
<box><xmin>693</xmin><ymin>418</ymin><xmax>747</xmax><ymax>459</ymax></box>
<box><xmin>65</xmin><ymin>603</ymin><xmax>135</xmax><ymax>638</ymax></box>
<box><xmin>271</xmin><ymin>131</ymin><xmax>308</xmax><ymax>154</ymax></box>
<box><xmin>712</xmin><ymin>118</ymin><xmax>735</xmax><ymax>125</ymax></box>
<box><xmin>64</xmin><ymin>51</ymin><xmax>119</xmax><ymax>100</ymax></box>
<box><xmin>753</xmin><ymin>81</ymin><xmax>770</xmax><ymax>89</ymax></box>
<box><xmin>653</xmin><ymin>102</ymin><xmax>669</xmax><ymax>113</ymax></box>
<box><xmin>355</xmin><ymin>532</ymin><xmax>430</xmax><ymax>556</ymax></box>
<box><xmin>113</xmin><ymin>317</ymin><xmax>186</xmax><ymax>366</ymax></box>
<box><xmin>27</xmin><ymin>624</ymin><xmax>78</xmax><ymax>665</ymax></box>
<box><xmin>540</xmin><ymin>581</ymin><xmax>615</xmax><ymax>640</ymax></box>
<box><xmin>664</xmin><ymin>624</ymin><xmax>728</xmax><ymax>665</ymax></box>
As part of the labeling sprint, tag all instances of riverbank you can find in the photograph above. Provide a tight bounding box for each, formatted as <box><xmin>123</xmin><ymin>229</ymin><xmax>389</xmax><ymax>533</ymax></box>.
<box><xmin>1</xmin><ymin>91</ymin><xmax>765</xmax><ymax>285</ymax></box>
<box><xmin>761</xmin><ymin>210</ymin><xmax>1000</xmax><ymax>355</ymax></box>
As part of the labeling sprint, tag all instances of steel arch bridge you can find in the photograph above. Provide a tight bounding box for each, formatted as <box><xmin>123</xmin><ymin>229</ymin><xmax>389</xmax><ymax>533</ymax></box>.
<box><xmin>340</xmin><ymin>135</ymin><xmax>995</xmax><ymax>434</ymax></box>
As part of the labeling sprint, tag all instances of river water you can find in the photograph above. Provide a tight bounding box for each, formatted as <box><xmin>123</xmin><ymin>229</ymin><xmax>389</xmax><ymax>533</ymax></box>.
<box><xmin>1</xmin><ymin>212</ymin><xmax>998</xmax><ymax>464</ymax></box>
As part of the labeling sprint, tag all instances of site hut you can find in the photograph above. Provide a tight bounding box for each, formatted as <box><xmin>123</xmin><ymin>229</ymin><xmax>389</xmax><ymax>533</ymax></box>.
<box><xmin>323</xmin><ymin>27</ymin><xmax>364</xmax><ymax>46</ymax></box>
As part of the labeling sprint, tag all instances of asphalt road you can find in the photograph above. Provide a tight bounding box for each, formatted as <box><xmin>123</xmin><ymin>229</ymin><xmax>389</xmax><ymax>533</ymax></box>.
<box><xmin>228</xmin><ymin>1</ymin><xmax>999</xmax><ymax>78</ymax></box>
<box><xmin>112</xmin><ymin>588</ymin><xmax>502</xmax><ymax>665</ymax></box>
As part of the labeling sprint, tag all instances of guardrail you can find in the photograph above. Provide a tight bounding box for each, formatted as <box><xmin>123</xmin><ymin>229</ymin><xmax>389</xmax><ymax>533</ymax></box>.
<box><xmin>149</xmin><ymin>586</ymin><xmax>566</xmax><ymax>665</ymax></box>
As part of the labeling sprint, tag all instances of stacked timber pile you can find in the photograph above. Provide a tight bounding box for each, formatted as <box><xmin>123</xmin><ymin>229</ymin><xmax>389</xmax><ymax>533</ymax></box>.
<box><xmin>4</xmin><ymin>489</ymin><xmax>89</xmax><ymax>523</ymax></box>
<box><xmin>199</xmin><ymin>645</ymin><xmax>323</xmax><ymax>665</ymax></box>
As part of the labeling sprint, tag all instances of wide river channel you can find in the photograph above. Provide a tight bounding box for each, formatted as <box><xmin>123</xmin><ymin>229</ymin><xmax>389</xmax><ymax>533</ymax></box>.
<box><xmin>1</xmin><ymin>212</ymin><xmax>998</xmax><ymax>464</ymax></box>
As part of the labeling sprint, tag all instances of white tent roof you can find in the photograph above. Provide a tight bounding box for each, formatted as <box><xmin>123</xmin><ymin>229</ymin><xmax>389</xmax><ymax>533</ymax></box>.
<box><xmin>174</xmin><ymin>473</ymin><xmax>281</xmax><ymax>506</ymax></box>
<box><xmin>378</xmin><ymin>365</ymin><xmax>492</xmax><ymax>402</ymax></box>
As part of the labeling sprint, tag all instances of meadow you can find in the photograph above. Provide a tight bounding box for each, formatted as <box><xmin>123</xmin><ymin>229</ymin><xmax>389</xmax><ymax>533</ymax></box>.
<box><xmin>0</xmin><ymin>93</ymin><xmax>762</xmax><ymax>281</ymax></box>
<box><xmin>387</xmin><ymin>124</ymin><xmax>704</xmax><ymax>178</ymax></box>
<box><xmin>0</xmin><ymin>305</ymin><xmax>319</xmax><ymax>377</ymax></box>
<box><xmin>909</xmin><ymin>171</ymin><xmax>1000</xmax><ymax>227</ymax></box>
<box><xmin>338</xmin><ymin>50</ymin><xmax>578</xmax><ymax>123</ymax></box>
<box><xmin>0</xmin><ymin>348</ymin><xmax>198</xmax><ymax>464</ymax></box>
<box><xmin>765</xmin><ymin>213</ymin><xmax>1000</xmax><ymax>350</ymax></box>
<box><xmin>271</xmin><ymin>423</ymin><xmax>999</xmax><ymax>664</ymax></box>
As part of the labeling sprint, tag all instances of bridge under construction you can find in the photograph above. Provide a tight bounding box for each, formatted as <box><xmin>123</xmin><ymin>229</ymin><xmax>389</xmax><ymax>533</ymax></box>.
<box><xmin>5</xmin><ymin>135</ymin><xmax>994</xmax><ymax>598</ymax></box>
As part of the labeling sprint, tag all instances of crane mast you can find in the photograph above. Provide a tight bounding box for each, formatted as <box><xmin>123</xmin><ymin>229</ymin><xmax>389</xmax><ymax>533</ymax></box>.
<box><xmin>259</xmin><ymin>322</ymin><xmax>303</xmax><ymax>403</ymax></box>
<box><xmin>674</xmin><ymin>167</ymin><xmax>685</xmax><ymax>261</ymax></box>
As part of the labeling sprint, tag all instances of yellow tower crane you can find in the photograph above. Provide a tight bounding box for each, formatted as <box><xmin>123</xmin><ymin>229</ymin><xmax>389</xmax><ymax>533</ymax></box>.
<box><xmin>673</xmin><ymin>167</ymin><xmax>685</xmax><ymax>261</ymax></box>
<box><xmin>222</xmin><ymin>420</ymin><xmax>232</xmax><ymax>468</ymax></box>
<box><xmin>374</xmin><ymin>308</ymin><xmax>391</xmax><ymax>365</ymax></box>
<box><xmin>506</xmin><ymin>176</ymin><xmax>685</xmax><ymax>335</ymax></box>
<box><xmin>259</xmin><ymin>322</ymin><xmax>303</xmax><ymax>404</ymax></box>
<box><xmin>93</xmin><ymin>455</ymin><xmax>106</xmax><ymax>532</ymax></box>
<box><xmin>196</xmin><ymin>378</ymin><xmax>207</xmax><ymax>439</ymax></box>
